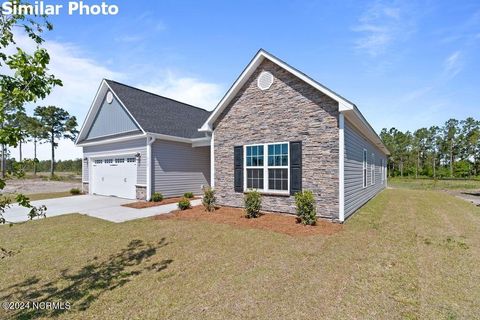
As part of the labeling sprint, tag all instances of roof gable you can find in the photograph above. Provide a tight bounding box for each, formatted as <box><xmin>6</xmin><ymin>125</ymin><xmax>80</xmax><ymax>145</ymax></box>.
<box><xmin>85</xmin><ymin>91</ymin><xmax>141</xmax><ymax>140</ymax></box>
<box><xmin>105</xmin><ymin>80</ymin><xmax>211</xmax><ymax>139</ymax></box>
<box><xmin>76</xmin><ymin>80</ymin><xmax>212</xmax><ymax>144</ymax></box>
<box><xmin>199</xmin><ymin>49</ymin><xmax>389</xmax><ymax>155</ymax></box>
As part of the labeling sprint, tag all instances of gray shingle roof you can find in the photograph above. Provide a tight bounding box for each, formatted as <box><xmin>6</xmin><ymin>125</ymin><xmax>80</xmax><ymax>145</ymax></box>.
<box><xmin>105</xmin><ymin>80</ymin><xmax>211</xmax><ymax>139</ymax></box>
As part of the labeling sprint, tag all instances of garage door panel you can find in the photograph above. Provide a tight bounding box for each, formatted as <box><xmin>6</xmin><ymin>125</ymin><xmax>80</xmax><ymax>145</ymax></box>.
<box><xmin>91</xmin><ymin>157</ymin><xmax>137</xmax><ymax>199</ymax></box>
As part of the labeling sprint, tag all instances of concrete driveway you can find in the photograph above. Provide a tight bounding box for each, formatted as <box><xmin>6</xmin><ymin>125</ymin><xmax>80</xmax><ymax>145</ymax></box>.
<box><xmin>2</xmin><ymin>195</ymin><xmax>201</xmax><ymax>223</ymax></box>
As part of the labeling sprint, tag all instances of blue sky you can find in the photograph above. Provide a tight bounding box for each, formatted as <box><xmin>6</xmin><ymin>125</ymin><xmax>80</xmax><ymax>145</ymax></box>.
<box><xmin>11</xmin><ymin>0</ymin><xmax>480</xmax><ymax>160</ymax></box>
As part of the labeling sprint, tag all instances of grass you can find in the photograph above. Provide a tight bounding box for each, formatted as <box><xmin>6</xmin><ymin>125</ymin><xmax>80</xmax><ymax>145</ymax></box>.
<box><xmin>389</xmin><ymin>177</ymin><xmax>480</xmax><ymax>190</ymax></box>
<box><xmin>1</xmin><ymin>188</ymin><xmax>479</xmax><ymax>319</ymax></box>
<box><xmin>2</xmin><ymin>191</ymin><xmax>76</xmax><ymax>203</ymax></box>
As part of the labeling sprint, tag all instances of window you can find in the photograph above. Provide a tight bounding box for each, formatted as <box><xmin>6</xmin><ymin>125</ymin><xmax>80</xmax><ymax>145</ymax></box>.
<box><xmin>104</xmin><ymin>159</ymin><xmax>113</xmax><ymax>164</ymax></box>
<box><xmin>94</xmin><ymin>159</ymin><xmax>103</xmax><ymax>164</ymax></box>
<box><xmin>115</xmin><ymin>158</ymin><xmax>124</xmax><ymax>163</ymax></box>
<box><xmin>245</xmin><ymin>142</ymin><xmax>289</xmax><ymax>192</ymax></box>
<box><xmin>246</xmin><ymin>145</ymin><xmax>264</xmax><ymax>189</ymax></box>
<box><xmin>267</xmin><ymin>143</ymin><xmax>289</xmax><ymax>191</ymax></box>
<box><xmin>371</xmin><ymin>153</ymin><xmax>375</xmax><ymax>185</ymax></box>
<box><xmin>127</xmin><ymin>157</ymin><xmax>136</xmax><ymax>163</ymax></box>
<box><xmin>363</xmin><ymin>149</ymin><xmax>367</xmax><ymax>188</ymax></box>
<box><xmin>381</xmin><ymin>159</ymin><xmax>385</xmax><ymax>182</ymax></box>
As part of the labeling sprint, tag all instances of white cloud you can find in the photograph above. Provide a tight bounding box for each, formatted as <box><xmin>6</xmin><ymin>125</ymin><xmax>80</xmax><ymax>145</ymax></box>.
<box><xmin>7</xmin><ymin>33</ymin><xmax>123</xmax><ymax>161</ymax></box>
<box><xmin>353</xmin><ymin>1</ymin><xmax>413</xmax><ymax>57</ymax></box>
<box><xmin>6</xmin><ymin>34</ymin><xmax>224</xmax><ymax>162</ymax></box>
<box><xmin>137</xmin><ymin>71</ymin><xmax>223</xmax><ymax>111</ymax></box>
<box><xmin>442</xmin><ymin>50</ymin><xmax>463</xmax><ymax>79</ymax></box>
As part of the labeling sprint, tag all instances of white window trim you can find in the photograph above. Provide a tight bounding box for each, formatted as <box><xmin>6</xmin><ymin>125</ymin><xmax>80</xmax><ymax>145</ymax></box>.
<box><xmin>363</xmin><ymin>149</ymin><xmax>367</xmax><ymax>188</ymax></box>
<box><xmin>371</xmin><ymin>153</ymin><xmax>375</xmax><ymax>186</ymax></box>
<box><xmin>243</xmin><ymin>142</ymin><xmax>290</xmax><ymax>195</ymax></box>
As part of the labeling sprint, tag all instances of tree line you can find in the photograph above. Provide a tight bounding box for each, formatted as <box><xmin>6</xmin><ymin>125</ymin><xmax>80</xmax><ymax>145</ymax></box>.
<box><xmin>380</xmin><ymin>117</ymin><xmax>480</xmax><ymax>179</ymax></box>
<box><xmin>1</xmin><ymin>106</ymin><xmax>78</xmax><ymax>178</ymax></box>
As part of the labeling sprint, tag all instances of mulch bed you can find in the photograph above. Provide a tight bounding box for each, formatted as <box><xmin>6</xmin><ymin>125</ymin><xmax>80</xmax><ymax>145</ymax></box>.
<box><xmin>122</xmin><ymin>196</ymin><xmax>199</xmax><ymax>209</ymax></box>
<box><xmin>154</xmin><ymin>205</ymin><xmax>343</xmax><ymax>237</ymax></box>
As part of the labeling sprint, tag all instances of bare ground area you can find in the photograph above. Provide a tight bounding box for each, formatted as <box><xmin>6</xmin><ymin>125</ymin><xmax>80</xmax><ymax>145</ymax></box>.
<box><xmin>2</xmin><ymin>179</ymin><xmax>81</xmax><ymax>195</ymax></box>
<box><xmin>445</xmin><ymin>190</ymin><xmax>480</xmax><ymax>206</ymax></box>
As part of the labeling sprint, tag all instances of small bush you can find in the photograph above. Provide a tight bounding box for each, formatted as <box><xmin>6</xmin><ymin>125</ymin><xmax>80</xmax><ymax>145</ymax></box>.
<box><xmin>178</xmin><ymin>198</ymin><xmax>191</xmax><ymax>210</ymax></box>
<box><xmin>151</xmin><ymin>192</ymin><xmax>163</xmax><ymax>202</ymax></box>
<box><xmin>183</xmin><ymin>192</ymin><xmax>194</xmax><ymax>199</ymax></box>
<box><xmin>202</xmin><ymin>187</ymin><xmax>216</xmax><ymax>212</ymax></box>
<box><xmin>70</xmin><ymin>188</ymin><xmax>81</xmax><ymax>195</ymax></box>
<box><xmin>244</xmin><ymin>190</ymin><xmax>262</xmax><ymax>218</ymax></box>
<box><xmin>294</xmin><ymin>190</ymin><xmax>317</xmax><ymax>225</ymax></box>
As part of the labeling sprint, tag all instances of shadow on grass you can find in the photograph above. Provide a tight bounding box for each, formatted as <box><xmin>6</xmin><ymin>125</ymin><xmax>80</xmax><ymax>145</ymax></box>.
<box><xmin>462</xmin><ymin>192</ymin><xmax>480</xmax><ymax>197</ymax></box>
<box><xmin>1</xmin><ymin>238</ymin><xmax>172</xmax><ymax>319</ymax></box>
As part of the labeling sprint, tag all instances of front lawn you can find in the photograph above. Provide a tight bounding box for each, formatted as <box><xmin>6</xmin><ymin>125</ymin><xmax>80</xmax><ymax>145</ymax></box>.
<box><xmin>1</xmin><ymin>188</ymin><xmax>479</xmax><ymax>319</ymax></box>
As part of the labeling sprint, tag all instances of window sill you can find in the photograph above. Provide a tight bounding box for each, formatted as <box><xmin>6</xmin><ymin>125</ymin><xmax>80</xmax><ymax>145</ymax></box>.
<box><xmin>243</xmin><ymin>191</ymin><xmax>290</xmax><ymax>197</ymax></box>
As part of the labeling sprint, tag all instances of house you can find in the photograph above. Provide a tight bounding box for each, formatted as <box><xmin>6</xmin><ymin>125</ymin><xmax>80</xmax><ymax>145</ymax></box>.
<box><xmin>77</xmin><ymin>49</ymin><xmax>389</xmax><ymax>222</ymax></box>
<box><xmin>76</xmin><ymin>80</ymin><xmax>211</xmax><ymax>200</ymax></box>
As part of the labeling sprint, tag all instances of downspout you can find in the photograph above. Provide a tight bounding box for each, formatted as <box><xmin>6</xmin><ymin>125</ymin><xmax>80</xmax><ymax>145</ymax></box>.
<box><xmin>146</xmin><ymin>135</ymin><xmax>156</xmax><ymax>201</ymax></box>
<box><xmin>210</xmin><ymin>130</ymin><xmax>215</xmax><ymax>188</ymax></box>
<box><xmin>338</xmin><ymin>112</ymin><xmax>345</xmax><ymax>222</ymax></box>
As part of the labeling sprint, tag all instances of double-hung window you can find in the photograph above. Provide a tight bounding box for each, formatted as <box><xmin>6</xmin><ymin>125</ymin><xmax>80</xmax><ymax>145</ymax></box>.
<box><xmin>371</xmin><ymin>153</ymin><xmax>375</xmax><ymax>185</ymax></box>
<box><xmin>381</xmin><ymin>159</ymin><xmax>385</xmax><ymax>182</ymax></box>
<box><xmin>245</xmin><ymin>142</ymin><xmax>289</xmax><ymax>193</ymax></box>
<box><xmin>246</xmin><ymin>145</ymin><xmax>264</xmax><ymax>189</ymax></box>
<box><xmin>363</xmin><ymin>149</ymin><xmax>367</xmax><ymax>188</ymax></box>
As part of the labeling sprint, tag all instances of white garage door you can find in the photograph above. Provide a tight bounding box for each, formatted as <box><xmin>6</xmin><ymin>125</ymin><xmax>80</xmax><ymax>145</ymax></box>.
<box><xmin>91</xmin><ymin>156</ymin><xmax>137</xmax><ymax>199</ymax></box>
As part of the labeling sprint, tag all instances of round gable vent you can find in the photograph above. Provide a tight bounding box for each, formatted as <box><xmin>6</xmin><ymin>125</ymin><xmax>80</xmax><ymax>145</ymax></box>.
<box><xmin>106</xmin><ymin>91</ymin><xmax>114</xmax><ymax>104</ymax></box>
<box><xmin>257</xmin><ymin>71</ymin><xmax>273</xmax><ymax>90</ymax></box>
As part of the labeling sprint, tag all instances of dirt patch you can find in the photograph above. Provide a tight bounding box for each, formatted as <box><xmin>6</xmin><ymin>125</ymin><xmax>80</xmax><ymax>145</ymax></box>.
<box><xmin>2</xmin><ymin>179</ymin><xmax>81</xmax><ymax>195</ymax></box>
<box><xmin>123</xmin><ymin>197</ymin><xmax>199</xmax><ymax>209</ymax></box>
<box><xmin>154</xmin><ymin>205</ymin><xmax>342</xmax><ymax>237</ymax></box>
<box><xmin>444</xmin><ymin>190</ymin><xmax>480</xmax><ymax>206</ymax></box>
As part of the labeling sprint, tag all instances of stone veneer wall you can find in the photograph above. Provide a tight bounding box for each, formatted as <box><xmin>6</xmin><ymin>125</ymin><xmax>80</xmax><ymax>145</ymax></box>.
<box><xmin>213</xmin><ymin>60</ymin><xmax>340</xmax><ymax>219</ymax></box>
<box><xmin>82</xmin><ymin>182</ymin><xmax>89</xmax><ymax>194</ymax></box>
<box><xmin>136</xmin><ymin>186</ymin><xmax>147</xmax><ymax>200</ymax></box>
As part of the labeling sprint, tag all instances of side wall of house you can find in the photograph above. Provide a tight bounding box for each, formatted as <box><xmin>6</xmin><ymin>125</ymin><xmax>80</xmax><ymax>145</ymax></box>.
<box><xmin>213</xmin><ymin>59</ymin><xmax>340</xmax><ymax>219</ymax></box>
<box><xmin>344</xmin><ymin>119</ymin><xmax>387</xmax><ymax>219</ymax></box>
<box><xmin>151</xmin><ymin>140</ymin><xmax>210</xmax><ymax>198</ymax></box>
<box><xmin>82</xmin><ymin>138</ymin><xmax>147</xmax><ymax>187</ymax></box>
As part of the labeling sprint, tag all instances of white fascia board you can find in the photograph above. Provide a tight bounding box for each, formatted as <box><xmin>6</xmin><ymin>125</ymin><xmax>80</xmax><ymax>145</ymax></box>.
<box><xmin>192</xmin><ymin>137</ymin><xmax>211</xmax><ymax>147</ymax></box>
<box><xmin>76</xmin><ymin>133</ymin><xmax>147</xmax><ymax>147</ymax></box>
<box><xmin>199</xmin><ymin>49</ymin><xmax>356</xmax><ymax>132</ymax></box>
<box><xmin>76</xmin><ymin>80</ymin><xmax>106</xmax><ymax>144</ymax></box>
<box><xmin>147</xmin><ymin>133</ymin><xmax>193</xmax><ymax>144</ymax></box>
<box><xmin>344</xmin><ymin>110</ymin><xmax>390</xmax><ymax>156</ymax></box>
<box><xmin>76</xmin><ymin>80</ymin><xmax>146</xmax><ymax>145</ymax></box>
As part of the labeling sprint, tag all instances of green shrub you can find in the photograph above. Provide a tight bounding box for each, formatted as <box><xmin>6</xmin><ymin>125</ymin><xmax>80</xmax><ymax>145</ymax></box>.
<box><xmin>202</xmin><ymin>187</ymin><xmax>216</xmax><ymax>212</ymax></box>
<box><xmin>70</xmin><ymin>188</ymin><xmax>81</xmax><ymax>195</ymax></box>
<box><xmin>294</xmin><ymin>190</ymin><xmax>317</xmax><ymax>225</ymax></box>
<box><xmin>244</xmin><ymin>190</ymin><xmax>262</xmax><ymax>218</ymax></box>
<box><xmin>183</xmin><ymin>192</ymin><xmax>194</xmax><ymax>199</ymax></box>
<box><xmin>151</xmin><ymin>192</ymin><xmax>163</xmax><ymax>202</ymax></box>
<box><xmin>178</xmin><ymin>198</ymin><xmax>191</xmax><ymax>210</ymax></box>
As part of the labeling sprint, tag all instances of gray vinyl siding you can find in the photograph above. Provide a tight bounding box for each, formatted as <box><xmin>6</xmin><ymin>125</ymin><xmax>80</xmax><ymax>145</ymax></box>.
<box><xmin>83</xmin><ymin>138</ymin><xmax>147</xmax><ymax>185</ymax></box>
<box><xmin>86</xmin><ymin>94</ymin><xmax>140</xmax><ymax>140</ymax></box>
<box><xmin>344</xmin><ymin>120</ymin><xmax>387</xmax><ymax>219</ymax></box>
<box><xmin>152</xmin><ymin>140</ymin><xmax>210</xmax><ymax>198</ymax></box>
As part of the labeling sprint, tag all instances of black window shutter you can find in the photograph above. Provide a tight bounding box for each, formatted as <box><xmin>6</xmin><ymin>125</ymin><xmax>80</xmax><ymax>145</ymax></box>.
<box><xmin>234</xmin><ymin>146</ymin><xmax>243</xmax><ymax>192</ymax></box>
<box><xmin>290</xmin><ymin>141</ymin><xmax>302</xmax><ymax>195</ymax></box>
